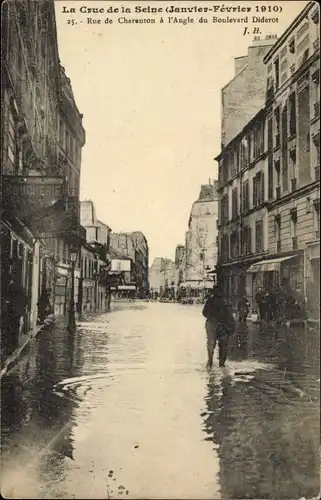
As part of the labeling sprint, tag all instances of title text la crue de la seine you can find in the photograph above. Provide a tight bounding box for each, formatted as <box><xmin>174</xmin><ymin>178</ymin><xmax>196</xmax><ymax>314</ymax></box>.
<box><xmin>62</xmin><ymin>4</ymin><xmax>283</xmax><ymax>24</ymax></box>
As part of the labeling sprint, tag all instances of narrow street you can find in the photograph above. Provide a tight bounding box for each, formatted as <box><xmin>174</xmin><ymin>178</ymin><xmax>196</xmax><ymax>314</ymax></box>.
<box><xmin>1</xmin><ymin>302</ymin><xmax>320</xmax><ymax>499</ymax></box>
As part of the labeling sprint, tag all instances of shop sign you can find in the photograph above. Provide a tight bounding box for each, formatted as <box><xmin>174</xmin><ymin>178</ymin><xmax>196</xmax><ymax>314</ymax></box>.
<box><xmin>2</xmin><ymin>175</ymin><xmax>65</xmax><ymax>216</ymax></box>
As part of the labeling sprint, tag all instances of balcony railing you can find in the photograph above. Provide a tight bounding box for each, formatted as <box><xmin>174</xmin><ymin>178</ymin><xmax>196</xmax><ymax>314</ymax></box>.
<box><xmin>292</xmin><ymin>236</ymin><xmax>298</xmax><ymax>250</ymax></box>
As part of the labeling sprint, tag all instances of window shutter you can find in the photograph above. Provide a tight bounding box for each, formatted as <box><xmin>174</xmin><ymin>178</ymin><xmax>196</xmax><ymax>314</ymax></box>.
<box><xmin>261</xmin><ymin>172</ymin><xmax>265</xmax><ymax>204</ymax></box>
<box><xmin>253</xmin><ymin>176</ymin><xmax>257</xmax><ymax>207</ymax></box>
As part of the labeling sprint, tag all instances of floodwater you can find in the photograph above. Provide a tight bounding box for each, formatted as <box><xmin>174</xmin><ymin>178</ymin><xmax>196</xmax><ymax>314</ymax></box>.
<box><xmin>1</xmin><ymin>302</ymin><xmax>320</xmax><ymax>499</ymax></box>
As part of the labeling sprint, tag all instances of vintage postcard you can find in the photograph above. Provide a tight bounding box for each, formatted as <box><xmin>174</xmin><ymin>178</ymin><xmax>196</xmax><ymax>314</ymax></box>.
<box><xmin>1</xmin><ymin>0</ymin><xmax>320</xmax><ymax>499</ymax></box>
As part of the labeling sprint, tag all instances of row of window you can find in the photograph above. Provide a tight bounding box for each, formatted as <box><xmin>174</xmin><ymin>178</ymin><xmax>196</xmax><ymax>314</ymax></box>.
<box><xmin>220</xmin><ymin>201</ymin><xmax>320</xmax><ymax>263</ymax></box>
<box><xmin>220</xmin><ymin>221</ymin><xmax>264</xmax><ymax>261</ymax></box>
<box><xmin>220</xmin><ymin>172</ymin><xmax>265</xmax><ymax>225</ymax></box>
<box><xmin>219</xmin><ymin>122</ymin><xmax>265</xmax><ymax>184</ymax></box>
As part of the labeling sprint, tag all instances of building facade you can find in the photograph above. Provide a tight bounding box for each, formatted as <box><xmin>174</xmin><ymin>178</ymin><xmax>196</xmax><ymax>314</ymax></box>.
<box><xmin>149</xmin><ymin>257</ymin><xmax>176</xmax><ymax>297</ymax></box>
<box><xmin>263</xmin><ymin>2</ymin><xmax>320</xmax><ymax>320</ymax></box>
<box><xmin>80</xmin><ymin>244</ymin><xmax>109</xmax><ymax>314</ymax></box>
<box><xmin>1</xmin><ymin>0</ymin><xmax>85</xmax><ymax>362</ymax></box>
<box><xmin>216</xmin><ymin>35</ymin><xmax>276</xmax><ymax>311</ymax></box>
<box><xmin>110</xmin><ymin>232</ymin><xmax>149</xmax><ymax>298</ymax></box>
<box><xmin>184</xmin><ymin>180</ymin><xmax>218</xmax><ymax>291</ymax></box>
<box><xmin>216</xmin><ymin>4</ymin><xmax>320</xmax><ymax>320</ymax></box>
<box><xmin>217</xmin><ymin>109</ymin><xmax>269</xmax><ymax>311</ymax></box>
<box><xmin>80</xmin><ymin>200</ymin><xmax>112</xmax><ymax>313</ymax></box>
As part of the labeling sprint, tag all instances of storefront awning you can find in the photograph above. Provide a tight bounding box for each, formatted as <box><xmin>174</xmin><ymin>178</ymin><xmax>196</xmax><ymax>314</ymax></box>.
<box><xmin>247</xmin><ymin>255</ymin><xmax>298</xmax><ymax>273</ymax></box>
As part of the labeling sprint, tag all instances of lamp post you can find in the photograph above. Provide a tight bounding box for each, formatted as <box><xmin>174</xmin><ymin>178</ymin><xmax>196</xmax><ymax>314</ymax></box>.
<box><xmin>68</xmin><ymin>249</ymin><xmax>77</xmax><ymax>333</ymax></box>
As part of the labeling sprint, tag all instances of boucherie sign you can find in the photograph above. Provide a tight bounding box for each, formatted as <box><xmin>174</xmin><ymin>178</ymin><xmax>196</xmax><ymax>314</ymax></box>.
<box><xmin>2</xmin><ymin>175</ymin><xmax>65</xmax><ymax>214</ymax></box>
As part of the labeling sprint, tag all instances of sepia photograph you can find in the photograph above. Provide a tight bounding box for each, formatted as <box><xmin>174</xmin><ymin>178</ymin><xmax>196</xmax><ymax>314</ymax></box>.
<box><xmin>0</xmin><ymin>0</ymin><xmax>320</xmax><ymax>498</ymax></box>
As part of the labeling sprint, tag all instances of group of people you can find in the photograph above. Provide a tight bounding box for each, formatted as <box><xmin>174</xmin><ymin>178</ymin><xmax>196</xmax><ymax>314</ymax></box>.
<box><xmin>255</xmin><ymin>284</ymin><xmax>304</xmax><ymax>326</ymax></box>
<box><xmin>201</xmin><ymin>280</ymin><xmax>306</xmax><ymax>369</ymax></box>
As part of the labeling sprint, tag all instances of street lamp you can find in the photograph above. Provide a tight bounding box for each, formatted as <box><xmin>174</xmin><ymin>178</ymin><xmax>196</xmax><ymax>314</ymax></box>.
<box><xmin>68</xmin><ymin>248</ymin><xmax>78</xmax><ymax>333</ymax></box>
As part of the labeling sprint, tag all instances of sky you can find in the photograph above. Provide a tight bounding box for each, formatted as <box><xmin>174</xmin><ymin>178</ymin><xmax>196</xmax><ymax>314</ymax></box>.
<box><xmin>54</xmin><ymin>0</ymin><xmax>308</xmax><ymax>263</ymax></box>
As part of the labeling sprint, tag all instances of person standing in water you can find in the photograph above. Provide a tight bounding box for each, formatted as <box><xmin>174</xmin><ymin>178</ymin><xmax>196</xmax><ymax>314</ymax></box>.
<box><xmin>202</xmin><ymin>285</ymin><xmax>235</xmax><ymax>368</ymax></box>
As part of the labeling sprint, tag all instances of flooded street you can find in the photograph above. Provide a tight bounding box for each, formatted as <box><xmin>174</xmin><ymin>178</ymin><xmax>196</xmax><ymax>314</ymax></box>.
<box><xmin>1</xmin><ymin>302</ymin><xmax>320</xmax><ymax>499</ymax></box>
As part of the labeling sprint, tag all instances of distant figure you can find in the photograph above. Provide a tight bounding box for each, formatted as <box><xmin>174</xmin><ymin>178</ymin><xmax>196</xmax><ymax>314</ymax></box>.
<box><xmin>202</xmin><ymin>286</ymin><xmax>235</xmax><ymax>368</ymax></box>
<box><xmin>237</xmin><ymin>295</ymin><xmax>250</xmax><ymax>325</ymax></box>
<box><xmin>255</xmin><ymin>287</ymin><xmax>268</xmax><ymax>327</ymax></box>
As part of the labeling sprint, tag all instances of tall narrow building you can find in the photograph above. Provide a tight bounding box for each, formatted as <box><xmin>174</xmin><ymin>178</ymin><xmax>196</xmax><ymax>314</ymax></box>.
<box><xmin>184</xmin><ymin>180</ymin><xmax>218</xmax><ymax>289</ymax></box>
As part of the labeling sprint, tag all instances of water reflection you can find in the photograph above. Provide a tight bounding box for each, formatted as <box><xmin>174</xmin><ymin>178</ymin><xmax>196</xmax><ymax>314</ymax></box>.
<box><xmin>201</xmin><ymin>325</ymin><xmax>320</xmax><ymax>500</ymax></box>
<box><xmin>1</xmin><ymin>325</ymin><xmax>84</xmax><ymax>496</ymax></box>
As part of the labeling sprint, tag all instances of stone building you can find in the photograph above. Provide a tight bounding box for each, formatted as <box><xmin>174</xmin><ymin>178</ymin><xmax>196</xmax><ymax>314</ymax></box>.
<box><xmin>110</xmin><ymin>232</ymin><xmax>149</xmax><ymax>298</ymax></box>
<box><xmin>79</xmin><ymin>200</ymin><xmax>112</xmax><ymax>314</ymax></box>
<box><xmin>216</xmin><ymin>35</ymin><xmax>276</xmax><ymax>310</ymax></box>
<box><xmin>221</xmin><ymin>35</ymin><xmax>278</xmax><ymax>149</ymax></box>
<box><xmin>184</xmin><ymin>180</ymin><xmax>218</xmax><ymax>292</ymax></box>
<box><xmin>1</xmin><ymin>0</ymin><xmax>85</xmax><ymax>361</ymax></box>
<box><xmin>216</xmin><ymin>109</ymin><xmax>268</xmax><ymax>311</ymax></box>
<box><xmin>216</xmin><ymin>4</ymin><xmax>320</xmax><ymax>320</ymax></box>
<box><xmin>149</xmin><ymin>257</ymin><xmax>175</xmax><ymax>297</ymax></box>
<box><xmin>262</xmin><ymin>2</ymin><xmax>320</xmax><ymax>320</ymax></box>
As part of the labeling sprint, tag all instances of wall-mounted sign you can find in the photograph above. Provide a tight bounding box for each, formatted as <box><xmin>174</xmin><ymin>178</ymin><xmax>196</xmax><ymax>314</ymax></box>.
<box><xmin>111</xmin><ymin>259</ymin><xmax>131</xmax><ymax>272</ymax></box>
<box><xmin>3</xmin><ymin>175</ymin><xmax>64</xmax><ymax>202</ymax></box>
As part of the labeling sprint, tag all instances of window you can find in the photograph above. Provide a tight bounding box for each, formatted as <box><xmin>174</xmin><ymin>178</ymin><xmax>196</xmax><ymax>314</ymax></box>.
<box><xmin>230</xmin><ymin>231</ymin><xmax>239</xmax><ymax>259</ymax></box>
<box><xmin>232</xmin><ymin>188</ymin><xmax>238</xmax><ymax>219</ymax></box>
<box><xmin>59</xmin><ymin>119</ymin><xmax>64</xmax><ymax>146</ymax></box>
<box><xmin>313</xmin><ymin>199</ymin><xmax>320</xmax><ymax>238</ymax></box>
<box><xmin>274</xmin><ymin>58</ymin><xmax>280</xmax><ymax>89</ymax></box>
<box><xmin>289</xmin><ymin>92</ymin><xmax>296</xmax><ymax>136</ymax></box>
<box><xmin>275</xmin><ymin>160</ymin><xmax>281</xmax><ymax>186</ymax></box>
<box><xmin>255</xmin><ymin>220</ymin><xmax>264</xmax><ymax>253</ymax></box>
<box><xmin>275</xmin><ymin>215</ymin><xmax>281</xmax><ymax>242</ymax></box>
<box><xmin>274</xmin><ymin>107</ymin><xmax>280</xmax><ymax>147</ymax></box>
<box><xmin>254</xmin><ymin>123</ymin><xmax>264</xmax><ymax>158</ymax></box>
<box><xmin>290</xmin><ymin>208</ymin><xmax>298</xmax><ymax>249</ymax></box>
<box><xmin>253</xmin><ymin>172</ymin><xmax>264</xmax><ymax>207</ymax></box>
<box><xmin>241</xmin><ymin>226</ymin><xmax>252</xmax><ymax>255</ymax></box>
<box><xmin>281</xmin><ymin>104</ymin><xmax>289</xmax><ymax>191</ymax></box>
<box><xmin>242</xmin><ymin>180</ymin><xmax>249</xmax><ymax>212</ymax></box>
<box><xmin>65</xmin><ymin>129</ymin><xmax>69</xmax><ymax>155</ymax></box>
<box><xmin>220</xmin><ymin>194</ymin><xmax>229</xmax><ymax>225</ymax></box>
<box><xmin>220</xmin><ymin>234</ymin><xmax>229</xmax><ymax>262</ymax></box>
<box><xmin>289</xmin><ymin>38</ymin><xmax>295</xmax><ymax>54</ymax></box>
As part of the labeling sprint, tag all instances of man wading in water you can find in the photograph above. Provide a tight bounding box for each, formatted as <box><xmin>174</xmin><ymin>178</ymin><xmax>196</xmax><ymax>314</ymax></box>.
<box><xmin>202</xmin><ymin>285</ymin><xmax>235</xmax><ymax>369</ymax></box>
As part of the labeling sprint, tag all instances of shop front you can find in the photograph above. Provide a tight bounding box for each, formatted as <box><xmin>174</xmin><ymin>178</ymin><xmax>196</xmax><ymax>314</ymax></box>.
<box><xmin>247</xmin><ymin>253</ymin><xmax>303</xmax><ymax>312</ymax></box>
